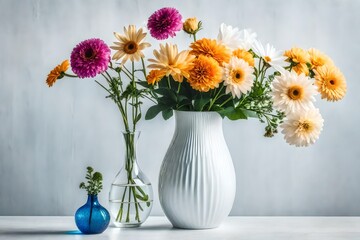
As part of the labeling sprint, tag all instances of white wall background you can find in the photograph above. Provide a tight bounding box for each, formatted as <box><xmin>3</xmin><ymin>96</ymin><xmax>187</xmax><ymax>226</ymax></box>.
<box><xmin>1</xmin><ymin>0</ymin><xmax>359</xmax><ymax>216</ymax></box>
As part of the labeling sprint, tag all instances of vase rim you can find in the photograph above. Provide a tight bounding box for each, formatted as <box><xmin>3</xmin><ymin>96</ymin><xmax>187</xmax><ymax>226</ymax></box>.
<box><xmin>174</xmin><ymin>110</ymin><xmax>220</xmax><ymax>114</ymax></box>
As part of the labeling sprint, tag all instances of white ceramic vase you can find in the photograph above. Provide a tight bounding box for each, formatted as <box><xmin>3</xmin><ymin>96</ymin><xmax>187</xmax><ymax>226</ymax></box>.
<box><xmin>158</xmin><ymin>111</ymin><xmax>236</xmax><ymax>229</ymax></box>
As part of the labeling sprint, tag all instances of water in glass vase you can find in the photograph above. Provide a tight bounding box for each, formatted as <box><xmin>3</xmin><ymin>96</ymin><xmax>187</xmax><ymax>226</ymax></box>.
<box><xmin>109</xmin><ymin>183</ymin><xmax>153</xmax><ymax>227</ymax></box>
<box><xmin>109</xmin><ymin>131</ymin><xmax>153</xmax><ymax>227</ymax></box>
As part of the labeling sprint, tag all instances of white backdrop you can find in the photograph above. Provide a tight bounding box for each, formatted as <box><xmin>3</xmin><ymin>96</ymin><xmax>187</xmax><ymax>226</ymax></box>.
<box><xmin>1</xmin><ymin>0</ymin><xmax>360</xmax><ymax>216</ymax></box>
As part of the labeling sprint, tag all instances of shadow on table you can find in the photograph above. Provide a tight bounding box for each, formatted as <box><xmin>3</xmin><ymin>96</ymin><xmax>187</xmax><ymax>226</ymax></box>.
<box><xmin>0</xmin><ymin>230</ymin><xmax>82</xmax><ymax>235</ymax></box>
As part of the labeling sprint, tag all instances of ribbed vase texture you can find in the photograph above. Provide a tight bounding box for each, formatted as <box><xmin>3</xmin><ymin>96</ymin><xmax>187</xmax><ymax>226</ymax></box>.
<box><xmin>159</xmin><ymin>111</ymin><xmax>236</xmax><ymax>229</ymax></box>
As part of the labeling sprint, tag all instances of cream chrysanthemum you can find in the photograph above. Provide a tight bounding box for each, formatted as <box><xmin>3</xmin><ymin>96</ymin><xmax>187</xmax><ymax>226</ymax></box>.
<box><xmin>253</xmin><ymin>40</ymin><xmax>287</xmax><ymax>73</ymax></box>
<box><xmin>223</xmin><ymin>57</ymin><xmax>254</xmax><ymax>98</ymax></box>
<box><xmin>271</xmin><ymin>71</ymin><xmax>317</xmax><ymax>114</ymax></box>
<box><xmin>111</xmin><ymin>25</ymin><xmax>151</xmax><ymax>65</ymax></box>
<box><xmin>281</xmin><ymin>108</ymin><xmax>324</xmax><ymax>147</ymax></box>
<box><xmin>308</xmin><ymin>48</ymin><xmax>333</xmax><ymax>70</ymax></box>
<box><xmin>314</xmin><ymin>65</ymin><xmax>347</xmax><ymax>101</ymax></box>
<box><xmin>148</xmin><ymin>43</ymin><xmax>195</xmax><ymax>82</ymax></box>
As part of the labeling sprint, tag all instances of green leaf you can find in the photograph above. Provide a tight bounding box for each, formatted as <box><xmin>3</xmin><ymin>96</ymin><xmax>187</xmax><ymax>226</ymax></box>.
<box><xmin>154</xmin><ymin>88</ymin><xmax>177</xmax><ymax>102</ymax></box>
<box><xmin>219</xmin><ymin>106</ymin><xmax>248</xmax><ymax>120</ymax></box>
<box><xmin>145</xmin><ymin>105</ymin><xmax>167</xmax><ymax>120</ymax></box>
<box><xmin>134</xmin><ymin>113</ymin><xmax>142</xmax><ymax>123</ymax></box>
<box><xmin>162</xmin><ymin>108</ymin><xmax>173</xmax><ymax>120</ymax></box>
<box><xmin>242</xmin><ymin>109</ymin><xmax>258</xmax><ymax>118</ymax></box>
<box><xmin>136</xmin><ymin>81</ymin><xmax>150</xmax><ymax>88</ymax></box>
<box><xmin>194</xmin><ymin>94</ymin><xmax>211</xmax><ymax>111</ymax></box>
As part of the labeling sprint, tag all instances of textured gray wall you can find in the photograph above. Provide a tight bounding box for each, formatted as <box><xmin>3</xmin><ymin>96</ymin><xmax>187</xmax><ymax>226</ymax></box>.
<box><xmin>0</xmin><ymin>0</ymin><xmax>359</xmax><ymax>216</ymax></box>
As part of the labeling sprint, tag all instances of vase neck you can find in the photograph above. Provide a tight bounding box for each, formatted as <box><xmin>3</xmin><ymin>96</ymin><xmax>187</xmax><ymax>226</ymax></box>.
<box><xmin>122</xmin><ymin>131</ymin><xmax>140</xmax><ymax>177</ymax></box>
<box><xmin>87</xmin><ymin>195</ymin><xmax>99</xmax><ymax>206</ymax></box>
<box><xmin>175</xmin><ymin>111</ymin><xmax>223</xmax><ymax>134</ymax></box>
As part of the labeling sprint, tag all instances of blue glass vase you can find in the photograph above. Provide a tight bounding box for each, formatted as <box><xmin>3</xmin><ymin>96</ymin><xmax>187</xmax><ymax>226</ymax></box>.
<box><xmin>75</xmin><ymin>195</ymin><xmax>110</xmax><ymax>234</ymax></box>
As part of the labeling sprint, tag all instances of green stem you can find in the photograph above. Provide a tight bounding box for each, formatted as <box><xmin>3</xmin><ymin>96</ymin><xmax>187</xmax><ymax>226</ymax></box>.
<box><xmin>193</xmin><ymin>33</ymin><xmax>197</xmax><ymax>42</ymax></box>
<box><xmin>219</xmin><ymin>96</ymin><xmax>233</xmax><ymax>107</ymax></box>
<box><xmin>63</xmin><ymin>73</ymin><xmax>78</xmax><ymax>78</ymax></box>
<box><xmin>141</xmin><ymin>58</ymin><xmax>147</xmax><ymax>78</ymax></box>
<box><xmin>208</xmin><ymin>85</ymin><xmax>224</xmax><ymax>110</ymax></box>
<box><xmin>167</xmin><ymin>75</ymin><xmax>171</xmax><ymax>89</ymax></box>
<box><xmin>132</xmin><ymin>186</ymin><xmax>140</xmax><ymax>222</ymax></box>
<box><xmin>126</xmin><ymin>185</ymin><xmax>131</xmax><ymax>222</ymax></box>
<box><xmin>177</xmin><ymin>82</ymin><xmax>182</xmax><ymax>94</ymax></box>
<box><xmin>116</xmin><ymin>186</ymin><xmax>128</xmax><ymax>222</ymax></box>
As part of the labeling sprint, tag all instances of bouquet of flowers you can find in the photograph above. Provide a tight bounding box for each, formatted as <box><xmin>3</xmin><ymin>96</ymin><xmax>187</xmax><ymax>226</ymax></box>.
<box><xmin>46</xmin><ymin>5</ymin><xmax>347</xmax><ymax>226</ymax></box>
<box><xmin>144</xmin><ymin>8</ymin><xmax>347</xmax><ymax>147</ymax></box>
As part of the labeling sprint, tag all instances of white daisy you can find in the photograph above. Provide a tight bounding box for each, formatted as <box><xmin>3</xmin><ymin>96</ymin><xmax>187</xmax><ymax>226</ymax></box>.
<box><xmin>281</xmin><ymin>108</ymin><xmax>324</xmax><ymax>147</ymax></box>
<box><xmin>252</xmin><ymin>40</ymin><xmax>287</xmax><ymax>73</ymax></box>
<box><xmin>217</xmin><ymin>23</ymin><xmax>257</xmax><ymax>51</ymax></box>
<box><xmin>271</xmin><ymin>71</ymin><xmax>317</xmax><ymax>114</ymax></box>
<box><xmin>223</xmin><ymin>57</ymin><xmax>255</xmax><ymax>98</ymax></box>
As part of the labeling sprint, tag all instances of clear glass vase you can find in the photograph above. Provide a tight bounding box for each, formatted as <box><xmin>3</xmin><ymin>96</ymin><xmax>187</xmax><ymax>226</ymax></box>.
<box><xmin>109</xmin><ymin>131</ymin><xmax>153</xmax><ymax>228</ymax></box>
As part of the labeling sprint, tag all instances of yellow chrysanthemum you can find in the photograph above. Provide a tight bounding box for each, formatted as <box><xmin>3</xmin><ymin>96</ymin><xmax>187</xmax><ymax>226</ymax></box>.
<box><xmin>148</xmin><ymin>43</ymin><xmax>195</xmax><ymax>82</ymax></box>
<box><xmin>146</xmin><ymin>69</ymin><xmax>167</xmax><ymax>85</ymax></box>
<box><xmin>183</xmin><ymin>17</ymin><xmax>200</xmax><ymax>34</ymax></box>
<box><xmin>308</xmin><ymin>48</ymin><xmax>333</xmax><ymax>70</ymax></box>
<box><xmin>190</xmin><ymin>38</ymin><xmax>231</xmax><ymax>65</ymax></box>
<box><xmin>46</xmin><ymin>60</ymin><xmax>70</xmax><ymax>87</ymax></box>
<box><xmin>314</xmin><ymin>65</ymin><xmax>347</xmax><ymax>101</ymax></box>
<box><xmin>284</xmin><ymin>47</ymin><xmax>310</xmax><ymax>64</ymax></box>
<box><xmin>111</xmin><ymin>25</ymin><xmax>151</xmax><ymax>65</ymax></box>
<box><xmin>232</xmin><ymin>48</ymin><xmax>255</xmax><ymax>67</ymax></box>
<box><xmin>292</xmin><ymin>62</ymin><xmax>310</xmax><ymax>76</ymax></box>
<box><xmin>187</xmin><ymin>55</ymin><xmax>222</xmax><ymax>92</ymax></box>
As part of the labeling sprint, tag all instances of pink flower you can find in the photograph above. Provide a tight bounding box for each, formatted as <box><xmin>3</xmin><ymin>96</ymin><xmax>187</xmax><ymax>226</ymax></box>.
<box><xmin>147</xmin><ymin>7</ymin><xmax>183</xmax><ymax>40</ymax></box>
<box><xmin>70</xmin><ymin>38</ymin><xmax>111</xmax><ymax>78</ymax></box>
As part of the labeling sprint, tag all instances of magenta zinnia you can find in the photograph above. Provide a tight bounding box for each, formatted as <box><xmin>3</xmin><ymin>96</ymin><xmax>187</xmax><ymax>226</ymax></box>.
<box><xmin>147</xmin><ymin>7</ymin><xmax>183</xmax><ymax>40</ymax></box>
<box><xmin>70</xmin><ymin>38</ymin><xmax>111</xmax><ymax>78</ymax></box>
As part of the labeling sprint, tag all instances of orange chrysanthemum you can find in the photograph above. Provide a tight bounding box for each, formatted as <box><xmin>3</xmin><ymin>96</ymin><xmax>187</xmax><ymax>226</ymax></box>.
<box><xmin>46</xmin><ymin>60</ymin><xmax>70</xmax><ymax>87</ymax></box>
<box><xmin>314</xmin><ymin>65</ymin><xmax>347</xmax><ymax>101</ymax></box>
<box><xmin>308</xmin><ymin>48</ymin><xmax>333</xmax><ymax>70</ymax></box>
<box><xmin>284</xmin><ymin>47</ymin><xmax>310</xmax><ymax>64</ymax></box>
<box><xmin>232</xmin><ymin>48</ymin><xmax>255</xmax><ymax>67</ymax></box>
<box><xmin>147</xmin><ymin>69</ymin><xmax>167</xmax><ymax>85</ymax></box>
<box><xmin>187</xmin><ymin>55</ymin><xmax>222</xmax><ymax>92</ymax></box>
<box><xmin>292</xmin><ymin>62</ymin><xmax>310</xmax><ymax>76</ymax></box>
<box><xmin>190</xmin><ymin>38</ymin><xmax>231</xmax><ymax>65</ymax></box>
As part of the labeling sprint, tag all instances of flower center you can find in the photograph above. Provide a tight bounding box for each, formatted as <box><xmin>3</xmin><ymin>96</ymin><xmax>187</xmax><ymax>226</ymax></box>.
<box><xmin>264</xmin><ymin>56</ymin><xmax>272</xmax><ymax>62</ymax></box>
<box><xmin>124</xmin><ymin>41</ymin><xmax>138</xmax><ymax>54</ymax></box>
<box><xmin>231</xmin><ymin>69</ymin><xmax>245</xmax><ymax>83</ymax></box>
<box><xmin>84</xmin><ymin>48</ymin><xmax>95</xmax><ymax>59</ymax></box>
<box><xmin>298</xmin><ymin>120</ymin><xmax>314</xmax><ymax>133</ymax></box>
<box><xmin>287</xmin><ymin>85</ymin><xmax>303</xmax><ymax>100</ymax></box>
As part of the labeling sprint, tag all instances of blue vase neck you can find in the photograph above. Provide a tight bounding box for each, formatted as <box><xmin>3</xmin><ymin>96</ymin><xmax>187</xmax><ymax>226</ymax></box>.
<box><xmin>86</xmin><ymin>195</ymin><xmax>100</xmax><ymax>206</ymax></box>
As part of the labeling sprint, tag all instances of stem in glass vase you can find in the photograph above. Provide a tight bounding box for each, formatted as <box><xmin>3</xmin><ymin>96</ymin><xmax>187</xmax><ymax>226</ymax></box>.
<box><xmin>115</xmin><ymin>131</ymin><xmax>144</xmax><ymax>224</ymax></box>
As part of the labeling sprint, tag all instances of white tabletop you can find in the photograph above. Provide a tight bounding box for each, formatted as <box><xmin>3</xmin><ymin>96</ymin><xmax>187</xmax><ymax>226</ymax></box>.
<box><xmin>0</xmin><ymin>216</ymin><xmax>360</xmax><ymax>240</ymax></box>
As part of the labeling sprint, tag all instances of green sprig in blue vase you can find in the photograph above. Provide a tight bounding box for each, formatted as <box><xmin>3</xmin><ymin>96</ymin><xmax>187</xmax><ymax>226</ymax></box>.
<box><xmin>75</xmin><ymin>167</ymin><xmax>110</xmax><ymax>234</ymax></box>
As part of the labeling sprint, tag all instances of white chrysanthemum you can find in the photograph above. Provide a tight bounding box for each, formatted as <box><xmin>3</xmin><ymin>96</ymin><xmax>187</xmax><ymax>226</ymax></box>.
<box><xmin>238</xmin><ymin>29</ymin><xmax>257</xmax><ymax>51</ymax></box>
<box><xmin>281</xmin><ymin>108</ymin><xmax>324</xmax><ymax>147</ymax></box>
<box><xmin>271</xmin><ymin>71</ymin><xmax>317</xmax><ymax>114</ymax></box>
<box><xmin>223</xmin><ymin>57</ymin><xmax>254</xmax><ymax>98</ymax></box>
<box><xmin>252</xmin><ymin>40</ymin><xmax>288</xmax><ymax>73</ymax></box>
<box><xmin>217</xmin><ymin>23</ymin><xmax>257</xmax><ymax>51</ymax></box>
<box><xmin>217</xmin><ymin>23</ymin><xmax>242</xmax><ymax>50</ymax></box>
